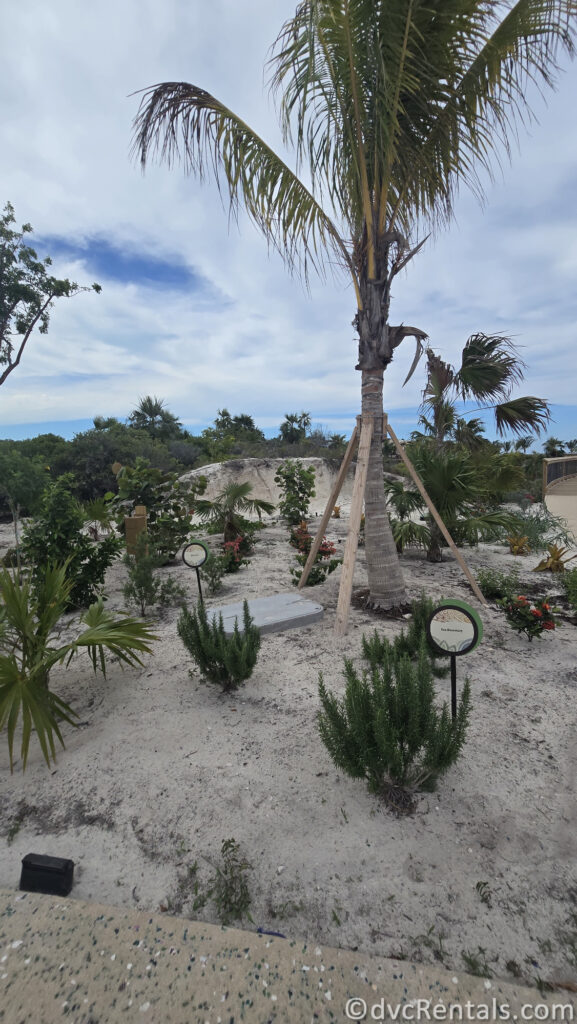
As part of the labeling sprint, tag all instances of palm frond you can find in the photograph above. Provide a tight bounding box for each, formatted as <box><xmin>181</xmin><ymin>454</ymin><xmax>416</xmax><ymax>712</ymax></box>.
<box><xmin>131</xmin><ymin>81</ymin><xmax>353</xmax><ymax>287</ymax></box>
<box><xmin>454</xmin><ymin>333</ymin><xmax>526</xmax><ymax>401</ymax></box>
<box><xmin>61</xmin><ymin>599</ymin><xmax>158</xmax><ymax>676</ymax></box>
<box><xmin>0</xmin><ymin>653</ymin><xmax>76</xmax><ymax>771</ymax></box>
<box><xmin>494</xmin><ymin>396</ymin><xmax>552</xmax><ymax>436</ymax></box>
<box><xmin>396</xmin><ymin>0</ymin><xmax>577</xmax><ymax>227</ymax></box>
<box><xmin>390</xmin><ymin>518</ymin><xmax>430</xmax><ymax>553</ymax></box>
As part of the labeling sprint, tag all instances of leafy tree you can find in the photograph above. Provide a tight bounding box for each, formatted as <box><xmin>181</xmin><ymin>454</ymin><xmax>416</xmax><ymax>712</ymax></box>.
<box><xmin>279</xmin><ymin>412</ymin><xmax>311</xmax><ymax>445</ymax></box>
<box><xmin>0</xmin><ymin>562</ymin><xmax>156</xmax><ymax>771</ymax></box>
<box><xmin>0</xmin><ymin>201</ymin><xmax>101</xmax><ymax>386</ymax></box>
<box><xmin>274</xmin><ymin>459</ymin><xmax>316</xmax><ymax>525</ymax></box>
<box><xmin>420</xmin><ymin>336</ymin><xmax>550</xmax><ymax>448</ymax></box>
<box><xmin>52</xmin><ymin>421</ymin><xmax>175</xmax><ymax>502</ymax></box>
<box><xmin>21</xmin><ymin>474</ymin><xmax>122</xmax><ymax>609</ymax></box>
<box><xmin>513</xmin><ymin>435</ymin><xmax>535</xmax><ymax>453</ymax></box>
<box><xmin>106</xmin><ymin>457</ymin><xmax>207</xmax><ymax>561</ymax></box>
<box><xmin>128</xmin><ymin>395</ymin><xmax>185</xmax><ymax>441</ymax></box>
<box><xmin>17</xmin><ymin>432</ymin><xmax>68</xmax><ymax>466</ymax></box>
<box><xmin>398</xmin><ymin>443</ymin><xmax>520</xmax><ymax>561</ymax></box>
<box><xmin>0</xmin><ymin>448</ymin><xmax>48</xmax><ymax>572</ymax></box>
<box><xmin>132</xmin><ymin>1</ymin><xmax>576</xmax><ymax>610</ymax></box>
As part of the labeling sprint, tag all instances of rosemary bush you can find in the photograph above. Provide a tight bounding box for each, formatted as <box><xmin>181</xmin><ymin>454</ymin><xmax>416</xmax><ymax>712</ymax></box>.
<box><xmin>318</xmin><ymin>638</ymin><xmax>471</xmax><ymax>810</ymax></box>
<box><xmin>177</xmin><ymin>599</ymin><xmax>260</xmax><ymax>691</ymax></box>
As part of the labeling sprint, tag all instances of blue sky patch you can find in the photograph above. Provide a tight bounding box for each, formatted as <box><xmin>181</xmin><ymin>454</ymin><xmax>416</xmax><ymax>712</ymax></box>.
<box><xmin>35</xmin><ymin>236</ymin><xmax>205</xmax><ymax>291</ymax></box>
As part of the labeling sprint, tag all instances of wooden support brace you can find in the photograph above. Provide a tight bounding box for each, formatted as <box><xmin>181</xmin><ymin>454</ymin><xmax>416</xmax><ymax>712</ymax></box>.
<box><xmin>297</xmin><ymin>423</ymin><xmax>360</xmax><ymax>589</ymax></box>
<box><xmin>385</xmin><ymin>420</ymin><xmax>487</xmax><ymax>607</ymax></box>
<box><xmin>334</xmin><ymin>416</ymin><xmax>374</xmax><ymax>636</ymax></box>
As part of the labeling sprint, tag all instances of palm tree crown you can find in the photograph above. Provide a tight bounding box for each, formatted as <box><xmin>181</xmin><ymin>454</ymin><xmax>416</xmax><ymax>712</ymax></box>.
<box><xmin>131</xmin><ymin>0</ymin><xmax>576</xmax><ymax>610</ymax></box>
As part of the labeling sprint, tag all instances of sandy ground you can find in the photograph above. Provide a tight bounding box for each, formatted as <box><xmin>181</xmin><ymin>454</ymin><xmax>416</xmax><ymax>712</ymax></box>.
<box><xmin>1</xmin><ymin>468</ymin><xmax>577</xmax><ymax>992</ymax></box>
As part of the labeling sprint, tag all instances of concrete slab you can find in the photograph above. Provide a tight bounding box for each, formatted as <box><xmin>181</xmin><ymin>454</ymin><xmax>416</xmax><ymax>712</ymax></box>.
<box><xmin>209</xmin><ymin>591</ymin><xmax>323</xmax><ymax>635</ymax></box>
<box><xmin>3</xmin><ymin>890</ymin><xmax>570</xmax><ymax>1024</ymax></box>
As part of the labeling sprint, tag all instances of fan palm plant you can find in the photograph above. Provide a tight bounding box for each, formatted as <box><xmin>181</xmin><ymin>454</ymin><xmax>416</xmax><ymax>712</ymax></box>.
<box><xmin>194</xmin><ymin>482</ymin><xmax>275</xmax><ymax>542</ymax></box>
<box><xmin>0</xmin><ymin>563</ymin><xmax>157</xmax><ymax>771</ymax></box>
<box><xmin>131</xmin><ymin>0</ymin><xmax>576</xmax><ymax>609</ymax></box>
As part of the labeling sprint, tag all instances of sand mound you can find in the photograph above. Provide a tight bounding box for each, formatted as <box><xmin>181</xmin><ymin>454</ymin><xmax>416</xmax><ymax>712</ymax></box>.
<box><xmin>181</xmin><ymin>457</ymin><xmax>356</xmax><ymax>515</ymax></box>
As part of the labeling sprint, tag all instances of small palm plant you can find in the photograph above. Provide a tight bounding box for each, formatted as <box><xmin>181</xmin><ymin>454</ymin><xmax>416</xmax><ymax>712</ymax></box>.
<box><xmin>193</xmin><ymin>482</ymin><xmax>274</xmax><ymax>543</ymax></box>
<box><xmin>0</xmin><ymin>563</ymin><xmax>157</xmax><ymax>771</ymax></box>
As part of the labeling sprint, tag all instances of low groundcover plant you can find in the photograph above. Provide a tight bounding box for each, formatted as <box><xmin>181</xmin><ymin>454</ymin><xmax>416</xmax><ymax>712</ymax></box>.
<box><xmin>497</xmin><ymin>594</ymin><xmax>556</xmax><ymax>641</ymax></box>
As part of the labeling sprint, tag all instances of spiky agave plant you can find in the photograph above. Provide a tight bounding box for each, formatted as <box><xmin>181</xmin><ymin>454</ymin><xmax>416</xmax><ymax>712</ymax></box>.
<box><xmin>0</xmin><ymin>562</ymin><xmax>157</xmax><ymax>771</ymax></box>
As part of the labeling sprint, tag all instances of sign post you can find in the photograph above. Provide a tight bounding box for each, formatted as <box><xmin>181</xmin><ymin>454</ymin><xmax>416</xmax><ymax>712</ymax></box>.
<box><xmin>182</xmin><ymin>541</ymin><xmax>209</xmax><ymax>603</ymax></box>
<box><xmin>426</xmin><ymin>600</ymin><xmax>483</xmax><ymax>719</ymax></box>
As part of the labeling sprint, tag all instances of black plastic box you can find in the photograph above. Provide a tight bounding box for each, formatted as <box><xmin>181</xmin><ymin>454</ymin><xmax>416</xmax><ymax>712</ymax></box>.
<box><xmin>19</xmin><ymin>853</ymin><xmax>74</xmax><ymax>896</ymax></box>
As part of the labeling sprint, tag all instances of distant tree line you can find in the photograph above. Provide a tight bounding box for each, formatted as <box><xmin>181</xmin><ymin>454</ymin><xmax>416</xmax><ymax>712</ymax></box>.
<box><xmin>0</xmin><ymin>396</ymin><xmax>351</xmax><ymax>520</ymax></box>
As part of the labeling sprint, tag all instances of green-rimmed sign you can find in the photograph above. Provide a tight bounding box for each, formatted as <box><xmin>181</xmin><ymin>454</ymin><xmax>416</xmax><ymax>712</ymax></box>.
<box><xmin>427</xmin><ymin>599</ymin><xmax>483</xmax><ymax>656</ymax></box>
<box><xmin>426</xmin><ymin>599</ymin><xmax>483</xmax><ymax>719</ymax></box>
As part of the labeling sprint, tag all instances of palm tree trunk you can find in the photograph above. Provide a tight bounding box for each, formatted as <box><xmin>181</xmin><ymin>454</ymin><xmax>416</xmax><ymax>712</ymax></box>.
<box><xmin>361</xmin><ymin>370</ymin><xmax>406</xmax><ymax>609</ymax></box>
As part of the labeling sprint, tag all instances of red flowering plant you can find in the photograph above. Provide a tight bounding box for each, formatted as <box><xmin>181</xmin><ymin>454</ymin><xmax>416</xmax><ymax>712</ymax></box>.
<box><xmin>497</xmin><ymin>594</ymin><xmax>557</xmax><ymax>641</ymax></box>
<box><xmin>221</xmin><ymin>536</ymin><xmax>249</xmax><ymax>573</ymax></box>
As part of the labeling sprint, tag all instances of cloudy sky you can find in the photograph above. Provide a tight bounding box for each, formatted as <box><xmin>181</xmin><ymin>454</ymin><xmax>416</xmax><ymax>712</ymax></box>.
<box><xmin>1</xmin><ymin>0</ymin><xmax>577</xmax><ymax>444</ymax></box>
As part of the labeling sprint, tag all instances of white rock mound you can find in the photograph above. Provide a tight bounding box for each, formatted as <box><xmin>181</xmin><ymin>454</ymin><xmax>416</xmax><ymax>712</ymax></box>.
<box><xmin>180</xmin><ymin>457</ymin><xmax>356</xmax><ymax>517</ymax></box>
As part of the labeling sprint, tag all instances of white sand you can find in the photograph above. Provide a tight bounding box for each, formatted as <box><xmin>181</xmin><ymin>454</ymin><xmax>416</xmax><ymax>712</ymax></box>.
<box><xmin>1</xmin><ymin>472</ymin><xmax>576</xmax><ymax>991</ymax></box>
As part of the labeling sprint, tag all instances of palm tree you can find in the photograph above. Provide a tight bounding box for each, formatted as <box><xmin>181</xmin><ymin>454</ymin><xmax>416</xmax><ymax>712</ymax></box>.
<box><xmin>128</xmin><ymin>395</ymin><xmax>183</xmax><ymax>441</ymax></box>
<box><xmin>0</xmin><ymin>563</ymin><xmax>156</xmax><ymax>771</ymax></box>
<box><xmin>279</xmin><ymin>411</ymin><xmax>312</xmax><ymax>444</ymax></box>
<box><xmin>543</xmin><ymin>437</ymin><xmax>567</xmax><ymax>458</ymax></box>
<box><xmin>389</xmin><ymin>333</ymin><xmax>547</xmax><ymax>559</ymax></box>
<box><xmin>421</xmin><ymin>334</ymin><xmax>550</xmax><ymax>445</ymax></box>
<box><xmin>194</xmin><ymin>482</ymin><xmax>275</xmax><ymax>542</ymax></box>
<box><xmin>131</xmin><ymin>1</ymin><xmax>576</xmax><ymax>609</ymax></box>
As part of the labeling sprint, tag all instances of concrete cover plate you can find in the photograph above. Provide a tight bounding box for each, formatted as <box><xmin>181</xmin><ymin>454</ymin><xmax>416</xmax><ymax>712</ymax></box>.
<box><xmin>208</xmin><ymin>591</ymin><xmax>324</xmax><ymax>635</ymax></box>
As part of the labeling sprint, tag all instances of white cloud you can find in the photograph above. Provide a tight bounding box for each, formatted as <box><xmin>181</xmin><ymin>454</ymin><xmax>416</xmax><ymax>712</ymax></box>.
<box><xmin>1</xmin><ymin>0</ymin><xmax>577</xmax><ymax>436</ymax></box>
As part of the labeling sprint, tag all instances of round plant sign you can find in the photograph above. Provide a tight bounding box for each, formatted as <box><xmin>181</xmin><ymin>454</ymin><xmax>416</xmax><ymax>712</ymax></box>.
<box><xmin>182</xmin><ymin>540</ymin><xmax>209</xmax><ymax>569</ymax></box>
<box><xmin>426</xmin><ymin>599</ymin><xmax>483</xmax><ymax>656</ymax></box>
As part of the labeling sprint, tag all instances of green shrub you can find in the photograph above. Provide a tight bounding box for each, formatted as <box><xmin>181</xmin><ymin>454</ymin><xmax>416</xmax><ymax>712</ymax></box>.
<box><xmin>290</xmin><ymin>550</ymin><xmax>342</xmax><ymax>586</ymax></box>
<box><xmin>200</xmin><ymin>552</ymin><xmax>228</xmax><ymax>595</ymax></box>
<box><xmin>123</xmin><ymin>533</ymin><xmax>186</xmax><ymax>615</ymax></box>
<box><xmin>288</xmin><ymin>524</ymin><xmax>342</xmax><ymax>585</ymax></box>
<box><xmin>106</xmin><ymin>457</ymin><xmax>207</xmax><ymax>562</ymax></box>
<box><xmin>362</xmin><ymin>593</ymin><xmax>449</xmax><ymax>679</ymax></box>
<box><xmin>318</xmin><ymin>639</ymin><xmax>471</xmax><ymax>811</ymax></box>
<box><xmin>476</xmin><ymin>565</ymin><xmax>521</xmax><ymax>602</ymax></box>
<box><xmin>274</xmin><ymin>459</ymin><xmax>316</xmax><ymax>526</ymax></box>
<box><xmin>195</xmin><ymin>838</ymin><xmax>253</xmax><ymax>926</ymax></box>
<box><xmin>1</xmin><ymin>547</ymin><xmax>22</xmax><ymax>569</ymax></box>
<box><xmin>177</xmin><ymin>599</ymin><xmax>260</xmax><ymax>691</ymax></box>
<box><xmin>21</xmin><ymin>475</ymin><xmax>122</xmax><ymax>609</ymax></box>
<box><xmin>504</xmin><ymin>505</ymin><xmax>575</xmax><ymax>554</ymax></box>
<box><xmin>562</xmin><ymin>568</ymin><xmax>577</xmax><ymax>613</ymax></box>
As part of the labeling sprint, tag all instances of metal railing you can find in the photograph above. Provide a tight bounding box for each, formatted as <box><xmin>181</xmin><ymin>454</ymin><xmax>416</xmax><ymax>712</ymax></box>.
<box><xmin>543</xmin><ymin>455</ymin><xmax>577</xmax><ymax>495</ymax></box>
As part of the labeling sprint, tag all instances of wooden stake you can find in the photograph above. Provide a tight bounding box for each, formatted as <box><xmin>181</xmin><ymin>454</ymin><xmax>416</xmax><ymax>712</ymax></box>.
<box><xmin>298</xmin><ymin>422</ymin><xmax>360</xmax><ymax>589</ymax></box>
<box><xmin>385</xmin><ymin>420</ymin><xmax>488</xmax><ymax>607</ymax></box>
<box><xmin>334</xmin><ymin>416</ymin><xmax>374</xmax><ymax>636</ymax></box>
